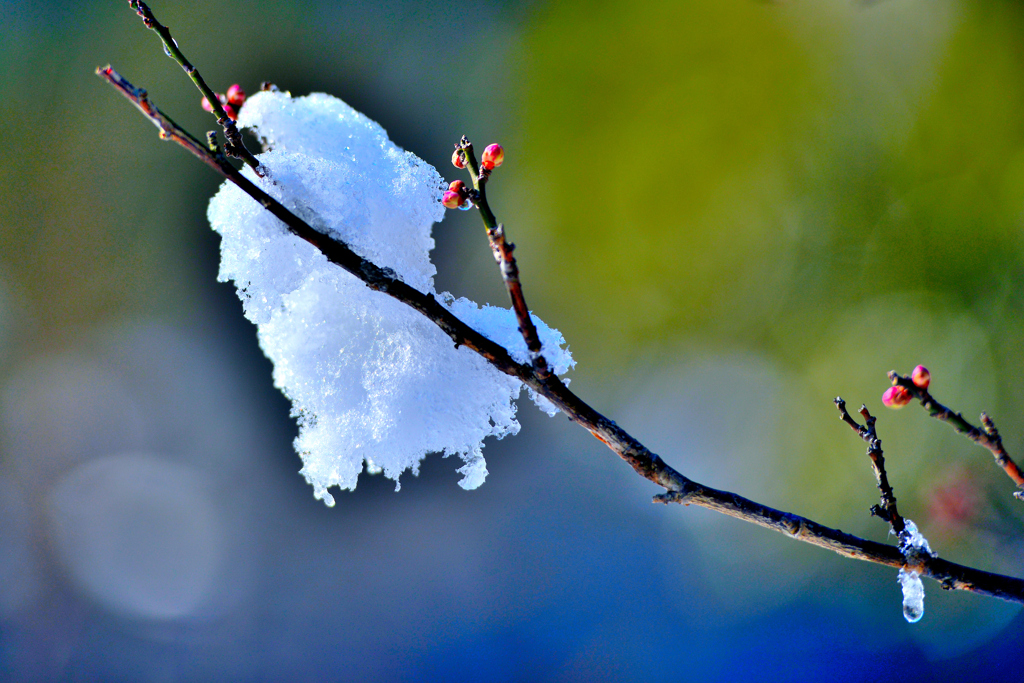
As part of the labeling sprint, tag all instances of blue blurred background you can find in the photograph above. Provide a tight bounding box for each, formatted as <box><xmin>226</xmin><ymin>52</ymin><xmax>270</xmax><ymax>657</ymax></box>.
<box><xmin>2</xmin><ymin>0</ymin><xmax>1024</xmax><ymax>680</ymax></box>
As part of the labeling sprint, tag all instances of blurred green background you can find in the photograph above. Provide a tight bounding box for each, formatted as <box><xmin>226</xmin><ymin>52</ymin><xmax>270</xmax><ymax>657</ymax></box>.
<box><xmin>2</xmin><ymin>0</ymin><xmax>1024</xmax><ymax>680</ymax></box>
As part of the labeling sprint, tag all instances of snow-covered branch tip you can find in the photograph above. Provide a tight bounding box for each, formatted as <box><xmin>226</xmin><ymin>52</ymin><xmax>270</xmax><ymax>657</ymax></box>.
<box><xmin>886</xmin><ymin>366</ymin><xmax>1024</xmax><ymax>501</ymax></box>
<box><xmin>98</xmin><ymin>64</ymin><xmax>576</xmax><ymax>499</ymax></box>
<box><xmin>98</xmin><ymin>0</ymin><xmax>1024</xmax><ymax>612</ymax></box>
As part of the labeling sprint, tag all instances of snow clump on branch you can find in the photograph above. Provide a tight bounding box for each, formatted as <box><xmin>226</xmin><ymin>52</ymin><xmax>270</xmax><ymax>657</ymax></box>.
<box><xmin>896</xmin><ymin>518</ymin><xmax>935</xmax><ymax>623</ymax></box>
<box><xmin>207</xmin><ymin>91</ymin><xmax>573</xmax><ymax>506</ymax></box>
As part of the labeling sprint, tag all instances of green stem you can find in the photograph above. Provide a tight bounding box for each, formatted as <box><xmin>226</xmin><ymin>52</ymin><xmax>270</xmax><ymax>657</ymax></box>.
<box><xmin>127</xmin><ymin>0</ymin><xmax>261</xmax><ymax>172</ymax></box>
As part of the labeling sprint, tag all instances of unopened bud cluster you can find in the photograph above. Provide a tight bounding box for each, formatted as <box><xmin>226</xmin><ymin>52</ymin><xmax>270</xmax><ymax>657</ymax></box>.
<box><xmin>445</xmin><ymin>143</ymin><xmax>506</xmax><ymax>210</ymax></box>
<box><xmin>202</xmin><ymin>83</ymin><xmax>247</xmax><ymax>121</ymax></box>
<box><xmin>882</xmin><ymin>365</ymin><xmax>930</xmax><ymax>409</ymax></box>
<box><xmin>442</xmin><ymin>180</ymin><xmax>471</xmax><ymax>210</ymax></box>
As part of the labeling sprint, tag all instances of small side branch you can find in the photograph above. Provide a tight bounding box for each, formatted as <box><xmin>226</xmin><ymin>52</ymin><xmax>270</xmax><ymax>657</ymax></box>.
<box><xmin>96</xmin><ymin>66</ymin><xmax>228</xmax><ymax>176</ymax></box>
<box><xmin>889</xmin><ymin>371</ymin><xmax>1024</xmax><ymax>501</ymax></box>
<box><xmin>456</xmin><ymin>138</ymin><xmax>551</xmax><ymax>378</ymax></box>
<box><xmin>835</xmin><ymin>398</ymin><xmax>906</xmax><ymax>533</ymax></box>
<box><xmin>127</xmin><ymin>0</ymin><xmax>261</xmax><ymax>172</ymax></box>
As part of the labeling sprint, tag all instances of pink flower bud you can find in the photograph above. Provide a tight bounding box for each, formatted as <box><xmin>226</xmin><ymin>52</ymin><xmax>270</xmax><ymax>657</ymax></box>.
<box><xmin>911</xmin><ymin>365</ymin><xmax>930</xmax><ymax>389</ymax></box>
<box><xmin>452</xmin><ymin>149</ymin><xmax>466</xmax><ymax>169</ymax></box>
<box><xmin>480</xmin><ymin>143</ymin><xmax>504</xmax><ymax>170</ymax></box>
<box><xmin>448</xmin><ymin>180</ymin><xmax>466</xmax><ymax>194</ymax></box>
<box><xmin>226</xmin><ymin>84</ymin><xmax>246</xmax><ymax>107</ymax></box>
<box><xmin>223</xmin><ymin>103</ymin><xmax>239</xmax><ymax>121</ymax></box>
<box><xmin>882</xmin><ymin>385</ymin><xmax>912</xmax><ymax>409</ymax></box>
<box><xmin>201</xmin><ymin>96</ymin><xmax>215</xmax><ymax>113</ymax></box>
<box><xmin>442</xmin><ymin>191</ymin><xmax>463</xmax><ymax>209</ymax></box>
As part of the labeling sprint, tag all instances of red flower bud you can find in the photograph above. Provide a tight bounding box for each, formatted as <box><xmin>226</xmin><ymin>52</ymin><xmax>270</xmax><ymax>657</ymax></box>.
<box><xmin>442</xmin><ymin>191</ymin><xmax>463</xmax><ymax>209</ymax></box>
<box><xmin>448</xmin><ymin>180</ymin><xmax>466</xmax><ymax>194</ymax></box>
<box><xmin>480</xmin><ymin>143</ymin><xmax>504</xmax><ymax>170</ymax></box>
<box><xmin>223</xmin><ymin>103</ymin><xmax>239</xmax><ymax>121</ymax></box>
<box><xmin>452</xmin><ymin>149</ymin><xmax>466</xmax><ymax>169</ymax></box>
<box><xmin>911</xmin><ymin>365</ymin><xmax>930</xmax><ymax>389</ymax></box>
<box><xmin>226</xmin><ymin>84</ymin><xmax>246</xmax><ymax>107</ymax></box>
<box><xmin>882</xmin><ymin>385</ymin><xmax>912</xmax><ymax>409</ymax></box>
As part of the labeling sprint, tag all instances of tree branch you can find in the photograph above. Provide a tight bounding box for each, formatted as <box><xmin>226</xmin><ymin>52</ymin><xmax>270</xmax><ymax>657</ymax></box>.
<box><xmin>126</xmin><ymin>0</ymin><xmax>262</xmax><ymax>173</ymax></box>
<box><xmin>889</xmin><ymin>370</ymin><xmax>1024</xmax><ymax>500</ymax></box>
<box><xmin>96</xmin><ymin>17</ymin><xmax>1024</xmax><ymax>606</ymax></box>
<box><xmin>834</xmin><ymin>399</ymin><xmax>906</xmax><ymax>534</ymax></box>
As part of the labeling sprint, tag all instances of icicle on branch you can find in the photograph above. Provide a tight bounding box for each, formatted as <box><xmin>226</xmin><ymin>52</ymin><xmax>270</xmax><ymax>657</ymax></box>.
<box><xmin>834</xmin><ymin>399</ymin><xmax>935</xmax><ymax>622</ymax></box>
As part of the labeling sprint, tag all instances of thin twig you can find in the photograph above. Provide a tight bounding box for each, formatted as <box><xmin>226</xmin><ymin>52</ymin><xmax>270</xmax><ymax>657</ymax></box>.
<box><xmin>97</xmin><ymin>67</ymin><xmax>228</xmax><ymax>175</ymax></box>
<box><xmin>127</xmin><ymin>0</ymin><xmax>262</xmax><ymax>173</ymax></box>
<box><xmin>890</xmin><ymin>371</ymin><xmax>1024</xmax><ymax>500</ymax></box>
<box><xmin>97</xmin><ymin>65</ymin><xmax>1024</xmax><ymax>606</ymax></box>
<box><xmin>456</xmin><ymin>138</ymin><xmax>550</xmax><ymax>378</ymax></box>
<box><xmin>834</xmin><ymin>399</ymin><xmax>905</xmax><ymax>534</ymax></box>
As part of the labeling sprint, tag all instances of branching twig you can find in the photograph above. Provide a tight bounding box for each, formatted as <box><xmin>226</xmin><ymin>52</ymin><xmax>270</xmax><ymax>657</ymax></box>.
<box><xmin>127</xmin><ymin>0</ymin><xmax>262</xmax><ymax>173</ymax></box>
<box><xmin>96</xmin><ymin>66</ymin><xmax>536</xmax><ymax>383</ymax></box>
<box><xmin>97</xmin><ymin>67</ymin><xmax>229</xmax><ymax>175</ymax></box>
<box><xmin>834</xmin><ymin>399</ymin><xmax>906</xmax><ymax>534</ymax></box>
<box><xmin>96</xmin><ymin>7</ymin><xmax>1024</xmax><ymax>605</ymax></box>
<box><xmin>455</xmin><ymin>139</ymin><xmax>550</xmax><ymax>378</ymax></box>
<box><xmin>889</xmin><ymin>371</ymin><xmax>1024</xmax><ymax>501</ymax></box>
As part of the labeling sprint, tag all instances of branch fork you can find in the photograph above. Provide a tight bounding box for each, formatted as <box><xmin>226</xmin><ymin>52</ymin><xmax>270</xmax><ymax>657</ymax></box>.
<box><xmin>127</xmin><ymin>0</ymin><xmax>262</xmax><ymax>173</ymax></box>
